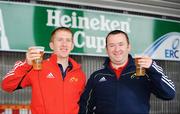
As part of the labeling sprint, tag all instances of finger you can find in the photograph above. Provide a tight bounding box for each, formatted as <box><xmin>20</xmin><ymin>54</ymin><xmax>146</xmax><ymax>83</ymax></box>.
<box><xmin>26</xmin><ymin>49</ymin><xmax>41</xmax><ymax>62</ymax></box>
<box><xmin>137</xmin><ymin>58</ymin><xmax>152</xmax><ymax>68</ymax></box>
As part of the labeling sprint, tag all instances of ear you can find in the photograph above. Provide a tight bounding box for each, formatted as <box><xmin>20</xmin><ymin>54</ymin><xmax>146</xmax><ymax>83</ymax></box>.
<box><xmin>105</xmin><ymin>46</ymin><xmax>108</xmax><ymax>54</ymax></box>
<box><xmin>128</xmin><ymin>44</ymin><xmax>131</xmax><ymax>52</ymax></box>
<box><xmin>49</xmin><ymin>42</ymin><xmax>54</xmax><ymax>50</ymax></box>
<box><xmin>70</xmin><ymin>42</ymin><xmax>74</xmax><ymax>51</ymax></box>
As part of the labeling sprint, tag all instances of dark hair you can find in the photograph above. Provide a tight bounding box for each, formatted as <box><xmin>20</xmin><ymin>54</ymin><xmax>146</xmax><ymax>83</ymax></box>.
<box><xmin>50</xmin><ymin>27</ymin><xmax>73</xmax><ymax>42</ymax></box>
<box><xmin>105</xmin><ymin>30</ymin><xmax>129</xmax><ymax>47</ymax></box>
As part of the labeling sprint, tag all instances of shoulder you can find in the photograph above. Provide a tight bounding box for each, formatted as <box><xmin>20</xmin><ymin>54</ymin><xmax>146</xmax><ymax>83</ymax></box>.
<box><xmin>90</xmin><ymin>66</ymin><xmax>111</xmax><ymax>79</ymax></box>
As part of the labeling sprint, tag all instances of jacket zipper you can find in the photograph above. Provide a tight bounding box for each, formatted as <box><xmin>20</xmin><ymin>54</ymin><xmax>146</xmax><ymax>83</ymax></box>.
<box><xmin>115</xmin><ymin>70</ymin><xmax>135</xmax><ymax>113</ymax></box>
<box><xmin>121</xmin><ymin>71</ymin><xmax>136</xmax><ymax>77</ymax></box>
<box><xmin>62</xmin><ymin>78</ymin><xmax>65</xmax><ymax>114</ymax></box>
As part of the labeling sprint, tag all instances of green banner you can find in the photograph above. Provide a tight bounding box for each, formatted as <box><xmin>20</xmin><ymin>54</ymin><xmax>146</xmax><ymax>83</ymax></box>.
<box><xmin>0</xmin><ymin>1</ymin><xmax>180</xmax><ymax>60</ymax></box>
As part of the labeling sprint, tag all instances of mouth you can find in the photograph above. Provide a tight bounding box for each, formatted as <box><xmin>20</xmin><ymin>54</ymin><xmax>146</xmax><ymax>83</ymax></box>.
<box><xmin>54</xmin><ymin>48</ymin><xmax>68</xmax><ymax>53</ymax></box>
<box><xmin>114</xmin><ymin>52</ymin><xmax>122</xmax><ymax>56</ymax></box>
<box><xmin>60</xmin><ymin>48</ymin><xmax>68</xmax><ymax>52</ymax></box>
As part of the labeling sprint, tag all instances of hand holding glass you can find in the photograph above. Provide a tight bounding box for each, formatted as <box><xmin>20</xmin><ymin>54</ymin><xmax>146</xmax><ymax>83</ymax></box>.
<box><xmin>135</xmin><ymin>54</ymin><xmax>145</xmax><ymax>76</ymax></box>
<box><xmin>31</xmin><ymin>46</ymin><xmax>44</xmax><ymax>70</ymax></box>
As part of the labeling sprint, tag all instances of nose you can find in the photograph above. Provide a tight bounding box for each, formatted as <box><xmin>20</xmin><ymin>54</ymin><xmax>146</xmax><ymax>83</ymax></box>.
<box><xmin>114</xmin><ymin>45</ymin><xmax>120</xmax><ymax>52</ymax></box>
<box><xmin>62</xmin><ymin>40</ymin><xmax>68</xmax><ymax>46</ymax></box>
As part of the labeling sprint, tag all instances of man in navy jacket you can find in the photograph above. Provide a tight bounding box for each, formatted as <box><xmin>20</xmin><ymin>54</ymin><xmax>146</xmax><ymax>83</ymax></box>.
<box><xmin>79</xmin><ymin>30</ymin><xmax>175</xmax><ymax>114</ymax></box>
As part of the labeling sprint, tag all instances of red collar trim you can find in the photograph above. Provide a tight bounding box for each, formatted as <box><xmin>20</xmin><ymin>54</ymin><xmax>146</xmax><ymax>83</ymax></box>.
<box><xmin>109</xmin><ymin>59</ymin><xmax>129</xmax><ymax>79</ymax></box>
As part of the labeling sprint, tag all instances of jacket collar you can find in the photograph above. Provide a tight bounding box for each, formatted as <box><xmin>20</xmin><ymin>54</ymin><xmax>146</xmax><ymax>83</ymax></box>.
<box><xmin>103</xmin><ymin>54</ymin><xmax>135</xmax><ymax>71</ymax></box>
<box><xmin>49</xmin><ymin>54</ymin><xmax>81</xmax><ymax>71</ymax></box>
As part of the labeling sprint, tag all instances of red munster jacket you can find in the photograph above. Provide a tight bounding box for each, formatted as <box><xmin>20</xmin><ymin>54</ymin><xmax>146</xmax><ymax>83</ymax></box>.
<box><xmin>1</xmin><ymin>54</ymin><xmax>86</xmax><ymax>114</ymax></box>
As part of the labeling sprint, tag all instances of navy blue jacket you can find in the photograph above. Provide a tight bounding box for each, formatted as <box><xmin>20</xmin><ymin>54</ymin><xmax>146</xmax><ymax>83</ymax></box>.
<box><xmin>79</xmin><ymin>55</ymin><xmax>175</xmax><ymax>114</ymax></box>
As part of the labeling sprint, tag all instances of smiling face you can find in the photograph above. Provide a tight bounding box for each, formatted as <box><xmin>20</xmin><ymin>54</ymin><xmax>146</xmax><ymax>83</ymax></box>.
<box><xmin>49</xmin><ymin>29</ymin><xmax>74</xmax><ymax>59</ymax></box>
<box><xmin>106</xmin><ymin>33</ymin><xmax>131</xmax><ymax>66</ymax></box>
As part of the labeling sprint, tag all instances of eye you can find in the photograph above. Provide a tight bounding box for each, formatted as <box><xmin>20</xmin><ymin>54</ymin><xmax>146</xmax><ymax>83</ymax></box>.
<box><xmin>66</xmin><ymin>38</ymin><xmax>72</xmax><ymax>42</ymax></box>
<box><xmin>57</xmin><ymin>38</ymin><xmax>63</xmax><ymax>41</ymax></box>
<box><xmin>108</xmin><ymin>44</ymin><xmax>115</xmax><ymax>48</ymax></box>
<box><xmin>118</xmin><ymin>43</ymin><xmax>124</xmax><ymax>46</ymax></box>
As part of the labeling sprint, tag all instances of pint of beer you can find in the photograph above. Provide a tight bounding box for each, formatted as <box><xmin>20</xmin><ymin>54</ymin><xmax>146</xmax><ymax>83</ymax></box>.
<box><xmin>32</xmin><ymin>46</ymin><xmax>44</xmax><ymax>70</ymax></box>
<box><xmin>135</xmin><ymin>54</ymin><xmax>145</xmax><ymax>76</ymax></box>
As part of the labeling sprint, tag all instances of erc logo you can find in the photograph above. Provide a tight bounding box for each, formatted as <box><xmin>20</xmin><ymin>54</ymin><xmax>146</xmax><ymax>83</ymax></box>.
<box><xmin>165</xmin><ymin>38</ymin><xmax>179</xmax><ymax>59</ymax></box>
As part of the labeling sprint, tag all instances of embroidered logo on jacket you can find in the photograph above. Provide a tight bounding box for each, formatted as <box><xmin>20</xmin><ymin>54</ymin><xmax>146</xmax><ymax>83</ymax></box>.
<box><xmin>47</xmin><ymin>73</ymin><xmax>55</xmax><ymax>78</ymax></box>
<box><xmin>99</xmin><ymin>77</ymin><xmax>107</xmax><ymax>82</ymax></box>
<box><xmin>69</xmin><ymin>77</ymin><xmax>78</xmax><ymax>82</ymax></box>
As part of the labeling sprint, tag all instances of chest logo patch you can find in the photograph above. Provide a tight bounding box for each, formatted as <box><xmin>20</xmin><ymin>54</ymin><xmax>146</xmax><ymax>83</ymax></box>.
<box><xmin>70</xmin><ymin>77</ymin><xmax>78</xmax><ymax>82</ymax></box>
<box><xmin>99</xmin><ymin>77</ymin><xmax>107</xmax><ymax>82</ymax></box>
<box><xmin>47</xmin><ymin>73</ymin><xmax>55</xmax><ymax>78</ymax></box>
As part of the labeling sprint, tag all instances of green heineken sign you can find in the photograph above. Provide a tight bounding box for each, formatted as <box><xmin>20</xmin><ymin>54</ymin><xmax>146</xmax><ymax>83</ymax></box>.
<box><xmin>0</xmin><ymin>1</ymin><xmax>180</xmax><ymax>60</ymax></box>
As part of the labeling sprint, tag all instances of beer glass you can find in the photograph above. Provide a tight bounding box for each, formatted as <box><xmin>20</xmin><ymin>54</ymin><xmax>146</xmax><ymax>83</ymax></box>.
<box><xmin>135</xmin><ymin>54</ymin><xmax>145</xmax><ymax>76</ymax></box>
<box><xmin>31</xmin><ymin>46</ymin><xmax>44</xmax><ymax>70</ymax></box>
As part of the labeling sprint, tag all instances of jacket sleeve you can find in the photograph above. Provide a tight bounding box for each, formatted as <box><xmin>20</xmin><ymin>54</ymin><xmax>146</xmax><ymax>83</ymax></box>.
<box><xmin>79</xmin><ymin>72</ymin><xmax>87</xmax><ymax>96</ymax></box>
<box><xmin>147</xmin><ymin>61</ymin><xmax>176</xmax><ymax>100</ymax></box>
<box><xmin>79</xmin><ymin>75</ymin><xmax>96</xmax><ymax>114</ymax></box>
<box><xmin>1</xmin><ymin>60</ymin><xmax>32</xmax><ymax>93</ymax></box>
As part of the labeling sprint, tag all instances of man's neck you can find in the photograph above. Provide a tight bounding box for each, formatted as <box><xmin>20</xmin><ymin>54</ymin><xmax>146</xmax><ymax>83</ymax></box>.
<box><xmin>111</xmin><ymin>59</ymin><xmax>128</xmax><ymax>69</ymax></box>
<box><xmin>57</xmin><ymin>57</ymin><xmax>69</xmax><ymax>71</ymax></box>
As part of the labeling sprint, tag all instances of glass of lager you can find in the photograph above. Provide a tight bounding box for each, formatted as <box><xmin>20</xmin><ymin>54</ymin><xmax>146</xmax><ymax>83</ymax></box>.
<box><xmin>31</xmin><ymin>46</ymin><xmax>44</xmax><ymax>70</ymax></box>
<box><xmin>135</xmin><ymin>54</ymin><xmax>145</xmax><ymax>76</ymax></box>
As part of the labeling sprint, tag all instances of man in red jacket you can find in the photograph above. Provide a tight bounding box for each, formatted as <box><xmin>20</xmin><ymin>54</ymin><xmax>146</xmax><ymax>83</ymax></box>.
<box><xmin>1</xmin><ymin>27</ymin><xmax>86</xmax><ymax>114</ymax></box>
